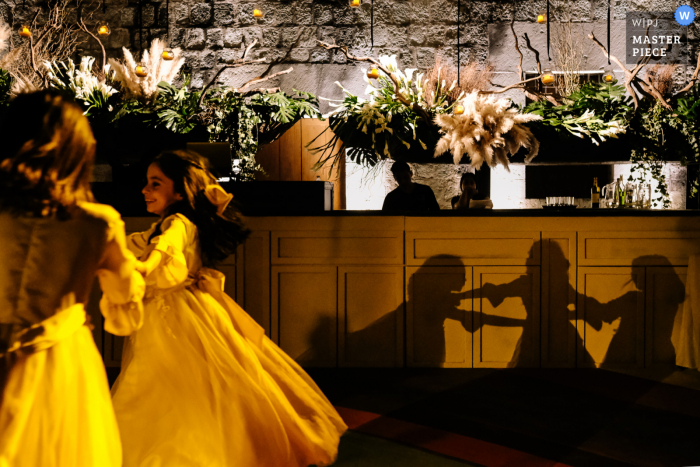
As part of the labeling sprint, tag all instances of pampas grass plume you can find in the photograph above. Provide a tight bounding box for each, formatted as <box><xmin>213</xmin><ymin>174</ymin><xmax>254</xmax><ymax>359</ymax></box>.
<box><xmin>434</xmin><ymin>92</ymin><xmax>542</xmax><ymax>170</ymax></box>
<box><xmin>108</xmin><ymin>38</ymin><xmax>184</xmax><ymax>100</ymax></box>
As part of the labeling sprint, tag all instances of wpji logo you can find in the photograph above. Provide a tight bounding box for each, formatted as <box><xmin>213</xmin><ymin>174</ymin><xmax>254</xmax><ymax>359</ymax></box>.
<box><xmin>675</xmin><ymin>5</ymin><xmax>695</xmax><ymax>26</ymax></box>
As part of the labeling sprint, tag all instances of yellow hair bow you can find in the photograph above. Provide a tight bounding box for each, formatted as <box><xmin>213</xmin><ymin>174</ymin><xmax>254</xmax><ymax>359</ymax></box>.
<box><xmin>203</xmin><ymin>184</ymin><xmax>233</xmax><ymax>216</ymax></box>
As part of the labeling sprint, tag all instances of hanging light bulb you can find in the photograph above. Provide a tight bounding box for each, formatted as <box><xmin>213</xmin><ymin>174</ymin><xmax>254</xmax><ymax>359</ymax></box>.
<box><xmin>162</xmin><ymin>48</ymin><xmax>175</xmax><ymax>61</ymax></box>
<box><xmin>253</xmin><ymin>4</ymin><xmax>264</xmax><ymax>18</ymax></box>
<box><xmin>454</xmin><ymin>104</ymin><xmax>465</xmax><ymax>115</ymax></box>
<box><xmin>602</xmin><ymin>67</ymin><xmax>615</xmax><ymax>83</ymax></box>
<box><xmin>97</xmin><ymin>23</ymin><xmax>111</xmax><ymax>36</ymax></box>
<box><xmin>537</xmin><ymin>10</ymin><xmax>547</xmax><ymax>23</ymax></box>
<box><xmin>134</xmin><ymin>62</ymin><xmax>149</xmax><ymax>78</ymax></box>
<box><xmin>366</xmin><ymin>67</ymin><xmax>379</xmax><ymax>79</ymax></box>
<box><xmin>350</xmin><ymin>0</ymin><xmax>361</xmax><ymax>6</ymax></box>
<box><xmin>18</xmin><ymin>25</ymin><xmax>31</xmax><ymax>38</ymax></box>
<box><xmin>541</xmin><ymin>68</ymin><xmax>555</xmax><ymax>85</ymax></box>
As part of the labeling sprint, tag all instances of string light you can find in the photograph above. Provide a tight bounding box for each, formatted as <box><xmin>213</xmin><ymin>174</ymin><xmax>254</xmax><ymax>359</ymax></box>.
<box><xmin>366</xmin><ymin>67</ymin><xmax>379</xmax><ymax>79</ymax></box>
<box><xmin>135</xmin><ymin>63</ymin><xmax>149</xmax><ymax>77</ymax></box>
<box><xmin>18</xmin><ymin>25</ymin><xmax>31</xmax><ymax>38</ymax></box>
<box><xmin>602</xmin><ymin>67</ymin><xmax>615</xmax><ymax>83</ymax></box>
<box><xmin>537</xmin><ymin>11</ymin><xmax>547</xmax><ymax>23</ymax></box>
<box><xmin>454</xmin><ymin>104</ymin><xmax>465</xmax><ymax>115</ymax></box>
<box><xmin>350</xmin><ymin>0</ymin><xmax>360</xmax><ymax>6</ymax></box>
<box><xmin>97</xmin><ymin>23</ymin><xmax>111</xmax><ymax>36</ymax></box>
<box><xmin>162</xmin><ymin>48</ymin><xmax>175</xmax><ymax>60</ymax></box>
<box><xmin>541</xmin><ymin>68</ymin><xmax>555</xmax><ymax>85</ymax></box>
<box><xmin>253</xmin><ymin>4</ymin><xmax>264</xmax><ymax>18</ymax></box>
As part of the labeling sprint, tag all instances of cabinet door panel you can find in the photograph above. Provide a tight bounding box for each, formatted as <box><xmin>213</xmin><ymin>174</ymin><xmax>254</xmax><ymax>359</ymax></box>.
<box><xmin>577</xmin><ymin>267</ymin><xmax>644</xmax><ymax>368</ymax></box>
<box><xmin>406</xmin><ymin>266</ymin><xmax>472</xmax><ymax>367</ymax></box>
<box><xmin>272</xmin><ymin>266</ymin><xmax>337</xmax><ymax>367</ymax></box>
<box><xmin>237</xmin><ymin>232</ymin><xmax>270</xmax><ymax>334</ymax></box>
<box><xmin>339</xmin><ymin>267</ymin><xmax>403</xmax><ymax>367</ymax></box>
<box><xmin>474</xmin><ymin>267</ymin><xmax>540</xmax><ymax>368</ymax></box>
<box><xmin>646</xmin><ymin>267</ymin><xmax>687</xmax><ymax>367</ymax></box>
<box><xmin>542</xmin><ymin>234</ymin><xmax>577</xmax><ymax>368</ymax></box>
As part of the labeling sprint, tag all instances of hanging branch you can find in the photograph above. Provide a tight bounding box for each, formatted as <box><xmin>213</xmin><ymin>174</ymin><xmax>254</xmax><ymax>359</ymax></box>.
<box><xmin>507</xmin><ymin>11</ymin><xmax>549</xmax><ymax>103</ymax></box>
<box><xmin>197</xmin><ymin>39</ymin><xmax>264</xmax><ymax>109</ymax></box>
<box><xmin>521</xmin><ymin>32</ymin><xmax>563</xmax><ymax>104</ymax></box>
<box><xmin>676</xmin><ymin>49</ymin><xmax>700</xmax><ymax>96</ymax></box>
<box><xmin>236</xmin><ymin>27</ymin><xmax>306</xmax><ymax>93</ymax></box>
<box><xmin>588</xmin><ymin>31</ymin><xmax>671</xmax><ymax>110</ymax></box>
<box><xmin>523</xmin><ymin>33</ymin><xmax>542</xmax><ymax>75</ymax></box>
<box><xmin>77</xmin><ymin>16</ymin><xmax>108</xmax><ymax>75</ymax></box>
<box><xmin>237</xmin><ymin>67</ymin><xmax>294</xmax><ymax>92</ymax></box>
<box><xmin>510</xmin><ymin>17</ymin><xmax>524</xmax><ymax>81</ymax></box>
<box><xmin>317</xmin><ymin>40</ymin><xmax>433</xmax><ymax>124</ymax></box>
<box><xmin>480</xmin><ymin>75</ymin><xmax>544</xmax><ymax>95</ymax></box>
<box><xmin>26</xmin><ymin>11</ymin><xmax>46</xmax><ymax>84</ymax></box>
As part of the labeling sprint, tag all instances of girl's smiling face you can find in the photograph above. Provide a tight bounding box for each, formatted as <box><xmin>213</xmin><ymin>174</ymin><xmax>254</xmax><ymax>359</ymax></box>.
<box><xmin>142</xmin><ymin>163</ymin><xmax>183</xmax><ymax>216</ymax></box>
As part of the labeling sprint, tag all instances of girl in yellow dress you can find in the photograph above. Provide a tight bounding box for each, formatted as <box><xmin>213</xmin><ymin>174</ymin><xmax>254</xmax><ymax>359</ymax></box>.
<box><xmin>0</xmin><ymin>91</ymin><xmax>145</xmax><ymax>467</ymax></box>
<box><xmin>112</xmin><ymin>150</ymin><xmax>346</xmax><ymax>467</ymax></box>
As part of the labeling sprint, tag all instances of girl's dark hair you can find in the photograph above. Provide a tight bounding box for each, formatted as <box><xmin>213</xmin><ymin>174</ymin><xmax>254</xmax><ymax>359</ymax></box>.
<box><xmin>149</xmin><ymin>150</ymin><xmax>250</xmax><ymax>266</ymax></box>
<box><xmin>0</xmin><ymin>90</ymin><xmax>96</xmax><ymax>217</ymax></box>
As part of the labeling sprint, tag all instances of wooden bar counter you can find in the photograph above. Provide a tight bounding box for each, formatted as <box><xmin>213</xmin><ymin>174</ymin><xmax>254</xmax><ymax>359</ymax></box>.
<box><xmin>100</xmin><ymin>210</ymin><xmax>700</xmax><ymax>370</ymax></box>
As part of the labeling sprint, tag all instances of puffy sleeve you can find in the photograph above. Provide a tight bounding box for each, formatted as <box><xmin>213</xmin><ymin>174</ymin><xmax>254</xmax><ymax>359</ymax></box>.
<box><xmin>79</xmin><ymin>203</ymin><xmax>145</xmax><ymax>336</ymax></box>
<box><xmin>127</xmin><ymin>230</ymin><xmax>152</xmax><ymax>259</ymax></box>
<box><xmin>145</xmin><ymin>214</ymin><xmax>190</xmax><ymax>289</ymax></box>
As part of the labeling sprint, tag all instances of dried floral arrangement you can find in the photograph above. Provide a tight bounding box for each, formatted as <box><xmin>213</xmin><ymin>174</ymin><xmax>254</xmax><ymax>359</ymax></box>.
<box><xmin>310</xmin><ymin>44</ymin><xmax>542</xmax><ymax>173</ymax></box>
<box><xmin>108</xmin><ymin>39</ymin><xmax>184</xmax><ymax>101</ymax></box>
<box><xmin>0</xmin><ymin>12</ymin><xmax>321</xmax><ymax>181</ymax></box>
<box><xmin>434</xmin><ymin>92</ymin><xmax>542</xmax><ymax>168</ymax></box>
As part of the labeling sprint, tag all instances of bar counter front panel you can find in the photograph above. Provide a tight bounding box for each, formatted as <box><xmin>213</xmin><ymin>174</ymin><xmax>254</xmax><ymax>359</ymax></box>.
<box><xmin>99</xmin><ymin>211</ymin><xmax>700</xmax><ymax>370</ymax></box>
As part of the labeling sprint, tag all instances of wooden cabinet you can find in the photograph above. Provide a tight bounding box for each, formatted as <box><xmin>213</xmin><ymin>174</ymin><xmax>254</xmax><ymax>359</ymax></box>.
<box><xmin>473</xmin><ymin>266</ymin><xmax>540</xmax><ymax>368</ymax></box>
<box><xmin>105</xmin><ymin>215</ymin><xmax>699</xmax><ymax>370</ymax></box>
<box><xmin>576</xmin><ymin>267</ymin><xmax>645</xmax><ymax>368</ymax></box>
<box><xmin>271</xmin><ymin>265</ymin><xmax>337</xmax><ymax>367</ymax></box>
<box><xmin>338</xmin><ymin>267</ymin><xmax>404</xmax><ymax>367</ymax></box>
<box><xmin>406</xmin><ymin>266</ymin><xmax>473</xmax><ymax>368</ymax></box>
<box><xmin>645</xmin><ymin>267</ymin><xmax>687</xmax><ymax>367</ymax></box>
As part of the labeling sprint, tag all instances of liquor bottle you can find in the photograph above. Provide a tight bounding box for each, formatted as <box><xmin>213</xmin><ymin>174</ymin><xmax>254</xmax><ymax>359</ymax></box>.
<box><xmin>615</xmin><ymin>175</ymin><xmax>625</xmax><ymax>207</ymax></box>
<box><xmin>591</xmin><ymin>177</ymin><xmax>600</xmax><ymax>209</ymax></box>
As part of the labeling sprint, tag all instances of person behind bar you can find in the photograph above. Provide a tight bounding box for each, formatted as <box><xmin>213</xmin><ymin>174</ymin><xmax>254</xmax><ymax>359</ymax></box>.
<box><xmin>382</xmin><ymin>161</ymin><xmax>440</xmax><ymax>211</ymax></box>
<box><xmin>452</xmin><ymin>172</ymin><xmax>493</xmax><ymax>210</ymax></box>
<box><xmin>0</xmin><ymin>91</ymin><xmax>145</xmax><ymax>467</ymax></box>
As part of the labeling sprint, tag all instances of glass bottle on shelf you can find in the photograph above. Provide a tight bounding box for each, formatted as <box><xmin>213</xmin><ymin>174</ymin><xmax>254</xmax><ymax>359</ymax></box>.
<box><xmin>615</xmin><ymin>175</ymin><xmax>625</xmax><ymax>208</ymax></box>
<box><xmin>591</xmin><ymin>177</ymin><xmax>600</xmax><ymax>209</ymax></box>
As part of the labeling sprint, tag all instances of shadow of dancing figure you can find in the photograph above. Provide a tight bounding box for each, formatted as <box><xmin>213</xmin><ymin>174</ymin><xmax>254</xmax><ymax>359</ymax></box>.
<box><xmin>471</xmin><ymin>246</ymin><xmax>685</xmax><ymax>368</ymax></box>
<box><xmin>342</xmin><ymin>245</ymin><xmax>685</xmax><ymax>369</ymax></box>
<box><xmin>588</xmin><ymin>255</ymin><xmax>684</xmax><ymax>368</ymax></box>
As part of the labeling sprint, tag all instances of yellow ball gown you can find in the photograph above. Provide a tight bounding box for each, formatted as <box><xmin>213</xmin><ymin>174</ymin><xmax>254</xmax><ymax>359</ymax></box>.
<box><xmin>0</xmin><ymin>203</ymin><xmax>146</xmax><ymax>467</ymax></box>
<box><xmin>112</xmin><ymin>214</ymin><xmax>346</xmax><ymax>467</ymax></box>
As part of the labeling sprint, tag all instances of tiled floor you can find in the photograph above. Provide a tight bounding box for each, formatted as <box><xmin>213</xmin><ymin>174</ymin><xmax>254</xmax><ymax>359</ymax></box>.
<box><xmin>307</xmin><ymin>367</ymin><xmax>700</xmax><ymax>467</ymax></box>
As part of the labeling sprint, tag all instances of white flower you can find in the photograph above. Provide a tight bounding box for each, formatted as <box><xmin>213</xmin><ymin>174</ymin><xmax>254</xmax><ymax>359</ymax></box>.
<box><xmin>43</xmin><ymin>56</ymin><xmax>118</xmax><ymax>112</ymax></box>
<box><xmin>0</xmin><ymin>19</ymin><xmax>10</xmax><ymax>53</ymax></box>
<box><xmin>379</xmin><ymin>55</ymin><xmax>398</xmax><ymax>72</ymax></box>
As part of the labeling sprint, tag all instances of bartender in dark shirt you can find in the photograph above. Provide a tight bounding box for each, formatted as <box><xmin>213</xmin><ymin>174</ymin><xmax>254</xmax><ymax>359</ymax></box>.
<box><xmin>382</xmin><ymin>161</ymin><xmax>440</xmax><ymax>211</ymax></box>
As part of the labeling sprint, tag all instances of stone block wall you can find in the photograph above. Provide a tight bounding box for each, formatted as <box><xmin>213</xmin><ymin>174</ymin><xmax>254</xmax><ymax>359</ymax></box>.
<box><xmin>4</xmin><ymin>0</ymin><xmax>700</xmax><ymax>98</ymax></box>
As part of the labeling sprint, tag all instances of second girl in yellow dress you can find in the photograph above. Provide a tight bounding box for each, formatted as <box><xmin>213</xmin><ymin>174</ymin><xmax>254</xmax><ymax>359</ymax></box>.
<box><xmin>111</xmin><ymin>150</ymin><xmax>346</xmax><ymax>467</ymax></box>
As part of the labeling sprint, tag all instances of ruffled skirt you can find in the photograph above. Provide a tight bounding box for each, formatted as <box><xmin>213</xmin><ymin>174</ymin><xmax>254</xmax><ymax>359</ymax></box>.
<box><xmin>0</xmin><ymin>323</ymin><xmax>121</xmax><ymax>467</ymax></box>
<box><xmin>111</xmin><ymin>284</ymin><xmax>346</xmax><ymax>467</ymax></box>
